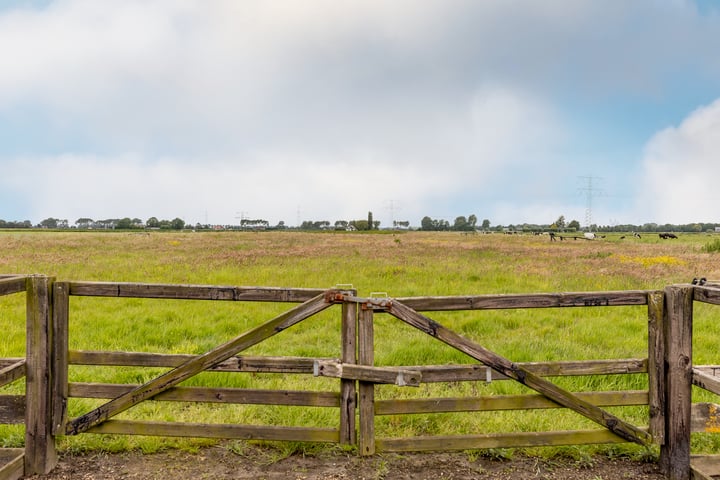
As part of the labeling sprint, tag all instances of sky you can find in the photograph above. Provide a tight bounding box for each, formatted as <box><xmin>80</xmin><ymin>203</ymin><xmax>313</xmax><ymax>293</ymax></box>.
<box><xmin>1</xmin><ymin>0</ymin><xmax>720</xmax><ymax>228</ymax></box>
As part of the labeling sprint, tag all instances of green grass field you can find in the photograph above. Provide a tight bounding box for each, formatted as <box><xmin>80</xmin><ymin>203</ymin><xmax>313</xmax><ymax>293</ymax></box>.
<box><xmin>2</xmin><ymin>230</ymin><xmax>720</xmax><ymax>459</ymax></box>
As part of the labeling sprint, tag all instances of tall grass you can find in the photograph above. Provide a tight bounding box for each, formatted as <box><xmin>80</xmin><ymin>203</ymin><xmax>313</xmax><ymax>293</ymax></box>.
<box><xmin>2</xmin><ymin>231</ymin><xmax>720</xmax><ymax>457</ymax></box>
<box><xmin>702</xmin><ymin>237</ymin><xmax>720</xmax><ymax>253</ymax></box>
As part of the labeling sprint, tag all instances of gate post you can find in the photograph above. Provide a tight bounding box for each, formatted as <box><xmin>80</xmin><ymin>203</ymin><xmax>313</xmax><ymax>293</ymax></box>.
<box><xmin>340</xmin><ymin>300</ymin><xmax>357</xmax><ymax>445</ymax></box>
<box><xmin>52</xmin><ymin>282</ymin><xmax>70</xmax><ymax>435</ymax></box>
<box><xmin>660</xmin><ymin>285</ymin><xmax>693</xmax><ymax>480</ymax></box>
<box><xmin>24</xmin><ymin>275</ymin><xmax>57</xmax><ymax>475</ymax></box>
<box><xmin>647</xmin><ymin>290</ymin><xmax>665</xmax><ymax>445</ymax></box>
<box><xmin>358</xmin><ymin>306</ymin><xmax>375</xmax><ymax>455</ymax></box>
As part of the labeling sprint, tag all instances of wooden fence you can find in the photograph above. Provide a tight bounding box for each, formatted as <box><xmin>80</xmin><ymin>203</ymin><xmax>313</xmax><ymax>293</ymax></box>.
<box><xmin>0</xmin><ymin>275</ymin><xmax>50</xmax><ymax>480</ymax></box>
<box><xmin>2</xmin><ymin>276</ymin><xmax>720</xmax><ymax>479</ymax></box>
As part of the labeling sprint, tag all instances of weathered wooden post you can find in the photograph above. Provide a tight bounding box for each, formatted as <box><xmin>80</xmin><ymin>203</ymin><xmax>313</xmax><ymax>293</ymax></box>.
<box><xmin>660</xmin><ymin>285</ymin><xmax>693</xmax><ymax>480</ymax></box>
<box><xmin>358</xmin><ymin>306</ymin><xmax>375</xmax><ymax>455</ymax></box>
<box><xmin>340</xmin><ymin>300</ymin><xmax>357</xmax><ymax>445</ymax></box>
<box><xmin>647</xmin><ymin>290</ymin><xmax>665</xmax><ymax>445</ymax></box>
<box><xmin>24</xmin><ymin>275</ymin><xmax>57</xmax><ymax>475</ymax></box>
<box><xmin>52</xmin><ymin>282</ymin><xmax>70</xmax><ymax>435</ymax></box>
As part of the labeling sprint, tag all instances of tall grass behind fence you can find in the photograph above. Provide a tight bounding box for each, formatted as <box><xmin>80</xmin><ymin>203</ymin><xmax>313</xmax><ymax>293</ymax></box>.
<box><xmin>2</xmin><ymin>231</ymin><xmax>720</xmax><ymax>458</ymax></box>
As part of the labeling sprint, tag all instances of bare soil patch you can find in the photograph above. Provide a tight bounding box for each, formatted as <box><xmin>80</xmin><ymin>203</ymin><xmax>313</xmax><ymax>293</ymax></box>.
<box><xmin>24</xmin><ymin>445</ymin><xmax>665</xmax><ymax>480</ymax></box>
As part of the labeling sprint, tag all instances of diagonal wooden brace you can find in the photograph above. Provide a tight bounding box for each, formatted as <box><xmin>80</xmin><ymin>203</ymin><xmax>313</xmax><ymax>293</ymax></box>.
<box><xmin>0</xmin><ymin>359</ymin><xmax>25</xmax><ymax>388</ymax></box>
<box><xmin>65</xmin><ymin>290</ymin><xmax>342</xmax><ymax>435</ymax></box>
<box><xmin>386</xmin><ymin>299</ymin><xmax>652</xmax><ymax>446</ymax></box>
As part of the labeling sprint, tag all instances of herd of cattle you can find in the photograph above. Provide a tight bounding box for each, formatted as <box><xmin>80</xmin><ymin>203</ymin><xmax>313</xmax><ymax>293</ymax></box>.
<box><xmin>548</xmin><ymin>231</ymin><xmax>679</xmax><ymax>241</ymax></box>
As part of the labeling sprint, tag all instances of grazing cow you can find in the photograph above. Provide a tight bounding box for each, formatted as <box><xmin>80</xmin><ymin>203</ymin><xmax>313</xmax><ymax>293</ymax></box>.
<box><xmin>584</xmin><ymin>232</ymin><xmax>596</xmax><ymax>240</ymax></box>
<box><xmin>659</xmin><ymin>233</ymin><xmax>678</xmax><ymax>239</ymax></box>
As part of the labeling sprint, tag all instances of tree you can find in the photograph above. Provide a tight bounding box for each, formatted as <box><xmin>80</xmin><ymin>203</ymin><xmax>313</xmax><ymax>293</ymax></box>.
<box><xmin>452</xmin><ymin>215</ymin><xmax>477</xmax><ymax>231</ymax></box>
<box><xmin>146</xmin><ymin>217</ymin><xmax>160</xmax><ymax>228</ymax></box>
<box><xmin>367</xmin><ymin>211</ymin><xmax>374</xmax><ymax>230</ymax></box>
<box><xmin>568</xmin><ymin>219</ymin><xmax>581</xmax><ymax>231</ymax></box>
<box><xmin>171</xmin><ymin>218</ymin><xmax>186</xmax><ymax>230</ymax></box>
<box><xmin>554</xmin><ymin>215</ymin><xmax>566</xmax><ymax>229</ymax></box>
<box><xmin>351</xmin><ymin>220</ymin><xmax>369</xmax><ymax>231</ymax></box>
<box><xmin>40</xmin><ymin>218</ymin><xmax>58</xmax><ymax>228</ymax></box>
<box><xmin>453</xmin><ymin>216</ymin><xmax>468</xmax><ymax>231</ymax></box>
<box><xmin>96</xmin><ymin>219</ymin><xmax>117</xmax><ymax>229</ymax></box>
<box><xmin>75</xmin><ymin>218</ymin><xmax>94</xmax><ymax>229</ymax></box>
<box><xmin>468</xmin><ymin>214</ymin><xmax>478</xmax><ymax>229</ymax></box>
<box><xmin>116</xmin><ymin>217</ymin><xmax>133</xmax><ymax>229</ymax></box>
<box><xmin>421</xmin><ymin>216</ymin><xmax>451</xmax><ymax>231</ymax></box>
<box><xmin>482</xmin><ymin>219</ymin><xmax>491</xmax><ymax>230</ymax></box>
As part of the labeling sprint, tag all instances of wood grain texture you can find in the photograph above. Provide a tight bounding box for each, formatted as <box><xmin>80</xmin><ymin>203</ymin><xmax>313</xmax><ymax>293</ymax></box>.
<box><xmin>376</xmin><ymin>428</ymin><xmax>641</xmax><ymax>452</ymax></box>
<box><xmin>67</xmin><ymin>282</ymin><xmax>326</xmax><ymax>302</ymax></box>
<box><xmin>0</xmin><ymin>449</ymin><xmax>24</xmax><ymax>480</ymax></box>
<box><xmin>0</xmin><ymin>396</ymin><xmax>25</xmax><ymax>424</ymax></box>
<box><xmin>0</xmin><ymin>276</ymin><xmax>25</xmax><ymax>296</ymax></box>
<box><xmin>69</xmin><ymin>383</ymin><xmax>340</xmax><ymax>407</ymax></box>
<box><xmin>0</xmin><ymin>360</ymin><xmax>25</xmax><ymax>388</ymax></box>
<box><xmin>660</xmin><ymin>285</ymin><xmax>693</xmax><ymax>480</ymax></box>
<box><xmin>375</xmin><ymin>390</ymin><xmax>648</xmax><ymax>415</ymax></box>
<box><xmin>87</xmin><ymin>420</ymin><xmax>339</xmax><ymax>442</ymax></box>
<box><xmin>395</xmin><ymin>290</ymin><xmax>649</xmax><ymax>311</ymax></box>
<box><xmin>24</xmin><ymin>275</ymin><xmax>57</xmax><ymax>475</ymax></box>
<box><xmin>648</xmin><ymin>290</ymin><xmax>666</xmax><ymax>444</ymax></box>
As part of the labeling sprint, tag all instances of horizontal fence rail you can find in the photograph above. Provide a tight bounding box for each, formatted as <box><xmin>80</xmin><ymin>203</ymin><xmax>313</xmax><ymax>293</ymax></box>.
<box><xmin>66</xmin><ymin>281</ymin><xmax>327</xmax><ymax>302</ymax></box>
<box><xmin>396</xmin><ymin>290</ymin><xmax>650</xmax><ymax>311</ymax></box>
<box><xmin>5</xmin><ymin>277</ymin><xmax>720</xmax><ymax>479</ymax></box>
<box><xmin>0</xmin><ymin>276</ymin><xmax>26</xmax><ymax>297</ymax></box>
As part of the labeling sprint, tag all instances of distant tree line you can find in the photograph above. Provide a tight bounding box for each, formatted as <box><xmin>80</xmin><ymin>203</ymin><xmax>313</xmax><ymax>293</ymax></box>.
<box><xmin>26</xmin><ymin>217</ymin><xmax>188</xmax><ymax>230</ymax></box>
<box><xmin>3</xmin><ymin>215</ymin><xmax>720</xmax><ymax>233</ymax></box>
<box><xmin>300</xmin><ymin>211</ymin><xmax>384</xmax><ymax>231</ymax></box>
<box><xmin>595</xmin><ymin>222</ymin><xmax>720</xmax><ymax>233</ymax></box>
<box><xmin>0</xmin><ymin>219</ymin><xmax>32</xmax><ymax>228</ymax></box>
<box><xmin>420</xmin><ymin>214</ymin><xmax>490</xmax><ymax>232</ymax></box>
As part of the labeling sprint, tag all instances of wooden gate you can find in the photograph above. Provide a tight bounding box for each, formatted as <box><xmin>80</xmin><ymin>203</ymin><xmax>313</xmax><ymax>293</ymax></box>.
<box><xmin>312</xmin><ymin>291</ymin><xmax>662</xmax><ymax>455</ymax></box>
<box><xmin>53</xmin><ymin>282</ymin><xmax>360</xmax><ymax>445</ymax></box>
<box><xmin>51</xmin><ymin>282</ymin><xmax>663</xmax><ymax>459</ymax></box>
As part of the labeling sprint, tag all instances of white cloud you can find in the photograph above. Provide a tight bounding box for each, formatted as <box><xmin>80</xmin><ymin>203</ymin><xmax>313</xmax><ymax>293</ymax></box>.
<box><xmin>2</xmin><ymin>151</ymin><xmax>452</xmax><ymax>226</ymax></box>
<box><xmin>2</xmin><ymin>1</ymin><xmax>720</xmax><ymax>226</ymax></box>
<box><xmin>468</xmin><ymin>85</ymin><xmax>564</xmax><ymax>169</ymax></box>
<box><xmin>2</xmin><ymin>0</ymin><xmax>718</xmax><ymax>154</ymax></box>
<box><xmin>636</xmin><ymin>98</ymin><xmax>720</xmax><ymax>223</ymax></box>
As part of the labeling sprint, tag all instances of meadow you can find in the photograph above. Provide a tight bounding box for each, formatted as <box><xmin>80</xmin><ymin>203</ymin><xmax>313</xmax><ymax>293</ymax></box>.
<box><xmin>2</xmin><ymin>230</ymin><xmax>720</xmax><ymax>459</ymax></box>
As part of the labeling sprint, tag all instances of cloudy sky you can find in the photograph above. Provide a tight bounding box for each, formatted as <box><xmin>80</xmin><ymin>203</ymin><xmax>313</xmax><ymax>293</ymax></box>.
<box><xmin>1</xmin><ymin>0</ymin><xmax>720</xmax><ymax>228</ymax></box>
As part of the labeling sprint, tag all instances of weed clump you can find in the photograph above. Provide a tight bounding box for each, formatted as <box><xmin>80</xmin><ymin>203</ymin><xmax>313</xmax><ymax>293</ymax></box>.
<box><xmin>701</xmin><ymin>238</ymin><xmax>720</xmax><ymax>253</ymax></box>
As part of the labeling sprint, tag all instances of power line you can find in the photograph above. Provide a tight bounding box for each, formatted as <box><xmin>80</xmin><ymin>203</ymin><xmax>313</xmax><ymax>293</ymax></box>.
<box><xmin>384</xmin><ymin>199</ymin><xmax>401</xmax><ymax>227</ymax></box>
<box><xmin>578</xmin><ymin>176</ymin><xmax>603</xmax><ymax>230</ymax></box>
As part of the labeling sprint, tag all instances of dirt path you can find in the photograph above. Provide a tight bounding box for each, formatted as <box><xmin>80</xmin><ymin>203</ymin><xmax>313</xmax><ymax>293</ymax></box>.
<box><xmin>24</xmin><ymin>446</ymin><xmax>666</xmax><ymax>480</ymax></box>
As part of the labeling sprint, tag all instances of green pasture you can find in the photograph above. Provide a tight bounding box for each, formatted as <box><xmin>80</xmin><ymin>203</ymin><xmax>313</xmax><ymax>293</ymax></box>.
<box><xmin>2</xmin><ymin>230</ymin><xmax>720</xmax><ymax>459</ymax></box>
